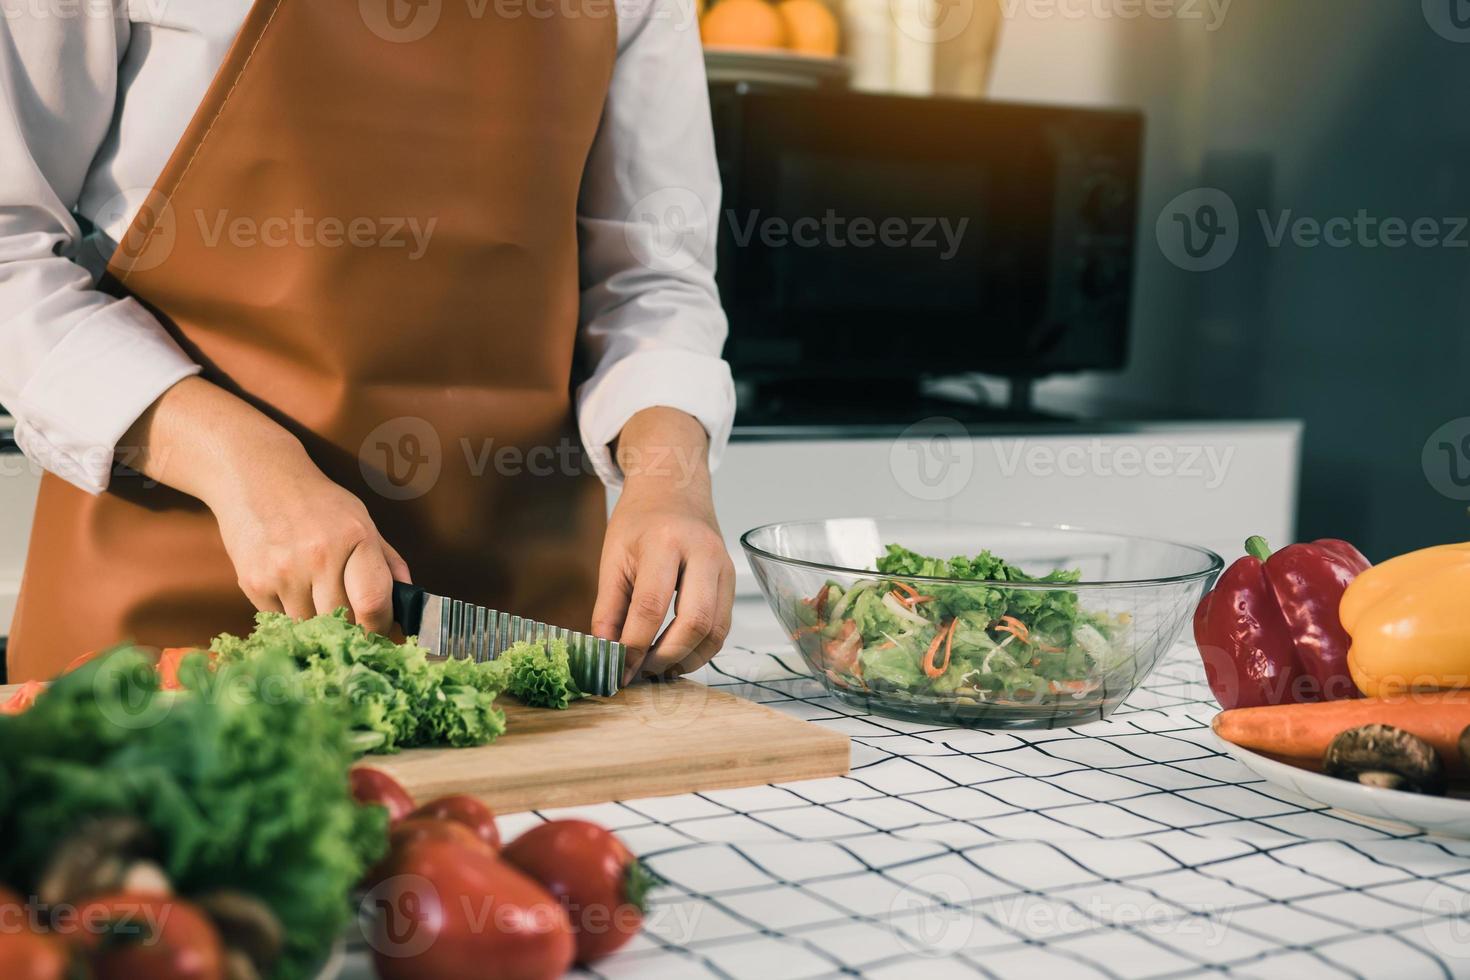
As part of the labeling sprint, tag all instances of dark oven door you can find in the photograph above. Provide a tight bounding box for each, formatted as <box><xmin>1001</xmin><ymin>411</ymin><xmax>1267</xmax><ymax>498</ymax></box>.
<box><xmin>710</xmin><ymin>85</ymin><xmax>1141</xmax><ymax>382</ymax></box>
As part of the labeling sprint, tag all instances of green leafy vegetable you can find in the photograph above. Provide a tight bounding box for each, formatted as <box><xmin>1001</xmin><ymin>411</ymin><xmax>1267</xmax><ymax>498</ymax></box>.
<box><xmin>0</xmin><ymin>648</ymin><xmax>383</xmax><ymax>980</ymax></box>
<box><xmin>801</xmin><ymin>543</ymin><xmax>1130</xmax><ymax>704</ymax></box>
<box><xmin>485</xmin><ymin>639</ymin><xmax>583</xmax><ymax>710</ymax></box>
<box><xmin>211</xmin><ymin>610</ymin><xmax>507</xmax><ymax>752</ymax></box>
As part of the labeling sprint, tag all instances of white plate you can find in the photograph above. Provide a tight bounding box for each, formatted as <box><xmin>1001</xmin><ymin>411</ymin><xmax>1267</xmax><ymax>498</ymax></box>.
<box><xmin>1217</xmin><ymin>735</ymin><xmax>1470</xmax><ymax>838</ymax></box>
<box><xmin>703</xmin><ymin>48</ymin><xmax>849</xmax><ymax>87</ymax></box>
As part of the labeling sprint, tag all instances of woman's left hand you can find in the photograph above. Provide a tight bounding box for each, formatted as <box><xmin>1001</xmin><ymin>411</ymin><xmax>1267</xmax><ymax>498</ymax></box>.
<box><xmin>591</xmin><ymin>409</ymin><xmax>735</xmax><ymax>683</ymax></box>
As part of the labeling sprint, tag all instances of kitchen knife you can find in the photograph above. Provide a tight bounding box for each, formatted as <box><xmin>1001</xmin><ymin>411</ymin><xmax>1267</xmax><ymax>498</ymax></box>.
<box><xmin>391</xmin><ymin>582</ymin><xmax>626</xmax><ymax>697</ymax></box>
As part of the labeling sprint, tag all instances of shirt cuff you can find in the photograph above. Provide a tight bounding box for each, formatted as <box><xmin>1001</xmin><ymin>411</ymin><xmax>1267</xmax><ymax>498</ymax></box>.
<box><xmin>13</xmin><ymin>297</ymin><xmax>201</xmax><ymax>494</ymax></box>
<box><xmin>576</xmin><ymin>349</ymin><xmax>735</xmax><ymax>490</ymax></box>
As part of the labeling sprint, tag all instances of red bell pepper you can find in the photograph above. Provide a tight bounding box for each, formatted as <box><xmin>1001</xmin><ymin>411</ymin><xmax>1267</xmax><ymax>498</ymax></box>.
<box><xmin>1193</xmin><ymin>535</ymin><xmax>1370</xmax><ymax>709</ymax></box>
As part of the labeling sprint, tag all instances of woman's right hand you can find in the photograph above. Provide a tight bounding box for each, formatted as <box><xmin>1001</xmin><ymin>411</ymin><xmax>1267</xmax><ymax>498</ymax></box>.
<box><xmin>209</xmin><ymin>447</ymin><xmax>411</xmax><ymax>632</ymax></box>
<box><xmin>121</xmin><ymin>376</ymin><xmax>409</xmax><ymax>632</ymax></box>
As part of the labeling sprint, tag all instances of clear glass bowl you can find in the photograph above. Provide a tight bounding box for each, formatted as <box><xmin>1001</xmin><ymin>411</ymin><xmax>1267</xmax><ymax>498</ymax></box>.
<box><xmin>741</xmin><ymin>519</ymin><xmax>1222</xmax><ymax>730</ymax></box>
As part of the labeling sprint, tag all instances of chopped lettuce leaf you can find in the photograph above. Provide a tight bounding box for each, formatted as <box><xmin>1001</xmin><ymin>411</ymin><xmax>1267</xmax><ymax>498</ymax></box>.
<box><xmin>212</xmin><ymin>610</ymin><xmax>507</xmax><ymax>753</ymax></box>
<box><xmin>858</xmin><ymin>644</ymin><xmax>923</xmax><ymax>689</ymax></box>
<box><xmin>487</xmin><ymin>639</ymin><xmax>583</xmax><ymax>710</ymax></box>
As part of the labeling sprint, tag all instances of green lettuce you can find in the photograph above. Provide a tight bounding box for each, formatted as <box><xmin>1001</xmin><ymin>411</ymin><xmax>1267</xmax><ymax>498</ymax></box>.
<box><xmin>858</xmin><ymin>643</ymin><xmax>923</xmax><ymax>689</ymax></box>
<box><xmin>0</xmin><ymin>648</ymin><xmax>383</xmax><ymax>980</ymax></box>
<box><xmin>877</xmin><ymin>544</ymin><xmax>1082</xmax><ymax>643</ymax></box>
<box><xmin>485</xmin><ymin>639</ymin><xmax>583</xmax><ymax>710</ymax></box>
<box><xmin>212</xmin><ymin>610</ymin><xmax>506</xmax><ymax>752</ymax></box>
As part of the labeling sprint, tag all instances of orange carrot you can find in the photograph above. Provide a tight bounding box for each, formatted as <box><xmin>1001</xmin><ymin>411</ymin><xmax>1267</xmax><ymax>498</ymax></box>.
<box><xmin>157</xmin><ymin>647</ymin><xmax>212</xmax><ymax>691</ymax></box>
<box><xmin>922</xmin><ymin>619</ymin><xmax>957</xmax><ymax>678</ymax></box>
<box><xmin>63</xmin><ymin>649</ymin><xmax>100</xmax><ymax>674</ymax></box>
<box><xmin>0</xmin><ymin>680</ymin><xmax>45</xmax><ymax>716</ymax></box>
<box><xmin>994</xmin><ymin>620</ymin><xmax>1029</xmax><ymax>645</ymax></box>
<box><xmin>1212</xmin><ymin>692</ymin><xmax>1470</xmax><ymax>771</ymax></box>
<box><xmin>998</xmin><ymin>615</ymin><xmax>1030</xmax><ymax>643</ymax></box>
<box><xmin>891</xmin><ymin>581</ymin><xmax>921</xmax><ymax>600</ymax></box>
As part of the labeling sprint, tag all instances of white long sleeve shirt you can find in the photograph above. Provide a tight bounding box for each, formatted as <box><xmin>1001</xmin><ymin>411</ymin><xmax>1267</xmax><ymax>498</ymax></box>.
<box><xmin>0</xmin><ymin>0</ymin><xmax>733</xmax><ymax>493</ymax></box>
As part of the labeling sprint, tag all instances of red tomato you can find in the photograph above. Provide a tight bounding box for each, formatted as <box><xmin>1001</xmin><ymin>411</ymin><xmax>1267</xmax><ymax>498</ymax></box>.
<box><xmin>350</xmin><ymin>767</ymin><xmax>416</xmax><ymax>822</ymax></box>
<box><xmin>0</xmin><ymin>931</ymin><xmax>70</xmax><ymax>980</ymax></box>
<box><xmin>366</xmin><ymin>840</ymin><xmax>573</xmax><ymax>980</ymax></box>
<box><xmin>502</xmin><ymin>820</ymin><xmax>656</xmax><ymax>964</ymax></box>
<box><xmin>69</xmin><ymin>894</ymin><xmax>223</xmax><ymax>980</ymax></box>
<box><xmin>408</xmin><ymin>795</ymin><xmax>502</xmax><ymax>852</ymax></box>
<box><xmin>362</xmin><ymin>818</ymin><xmax>491</xmax><ymax>891</ymax></box>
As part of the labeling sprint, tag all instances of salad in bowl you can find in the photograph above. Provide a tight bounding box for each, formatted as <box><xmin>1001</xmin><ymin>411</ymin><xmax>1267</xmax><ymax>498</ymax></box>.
<box><xmin>743</xmin><ymin>520</ymin><xmax>1221</xmax><ymax>729</ymax></box>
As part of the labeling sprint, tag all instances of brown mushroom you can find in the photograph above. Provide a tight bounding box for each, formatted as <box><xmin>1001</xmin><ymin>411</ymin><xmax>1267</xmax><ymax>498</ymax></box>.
<box><xmin>1323</xmin><ymin>724</ymin><xmax>1447</xmax><ymax>795</ymax></box>
<box><xmin>194</xmin><ymin>890</ymin><xmax>285</xmax><ymax>978</ymax></box>
<box><xmin>36</xmin><ymin>815</ymin><xmax>165</xmax><ymax>908</ymax></box>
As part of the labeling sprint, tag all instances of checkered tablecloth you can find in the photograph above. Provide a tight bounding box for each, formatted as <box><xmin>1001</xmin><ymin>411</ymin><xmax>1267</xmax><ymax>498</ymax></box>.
<box><xmin>344</xmin><ymin>599</ymin><xmax>1470</xmax><ymax>980</ymax></box>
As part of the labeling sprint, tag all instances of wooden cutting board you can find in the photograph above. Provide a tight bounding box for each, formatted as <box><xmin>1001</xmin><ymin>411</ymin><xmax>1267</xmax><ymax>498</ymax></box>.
<box><xmin>1</xmin><ymin>679</ymin><xmax>851</xmax><ymax>814</ymax></box>
<box><xmin>367</xmin><ymin>681</ymin><xmax>851</xmax><ymax>813</ymax></box>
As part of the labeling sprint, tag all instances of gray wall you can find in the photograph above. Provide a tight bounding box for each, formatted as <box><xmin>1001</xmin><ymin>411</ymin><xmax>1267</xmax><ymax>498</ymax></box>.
<box><xmin>991</xmin><ymin>0</ymin><xmax>1470</xmax><ymax>561</ymax></box>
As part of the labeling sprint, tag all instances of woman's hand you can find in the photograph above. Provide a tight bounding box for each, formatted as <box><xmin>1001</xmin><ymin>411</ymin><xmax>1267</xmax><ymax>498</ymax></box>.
<box><xmin>121</xmin><ymin>377</ymin><xmax>410</xmax><ymax>632</ymax></box>
<box><xmin>591</xmin><ymin>408</ymin><xmax>734</xmax><ymax>682</ymax></box>
<box><xmin>208</xmin><ymin>447</ymin><xmax>411</xmax><ymax>632</ymax></box>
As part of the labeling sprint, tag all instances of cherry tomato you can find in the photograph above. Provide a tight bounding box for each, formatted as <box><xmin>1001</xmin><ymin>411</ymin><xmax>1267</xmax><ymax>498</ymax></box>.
<box><xmin>408</xmin><ymin>795</ymin><xmax>502</xmax><ymax>852</ymax></box>
<box><xmin>366</xmin><ymin>840</ymin><xmax>573</xmax><ymax>980</ymax></box>
<box><xmin>0</xmin><ymin>931</ymin><xmax>70</xmax><ymax>980</ymax></box>
<box><xmin>70</xmin><ymin>894</ymin><xmax>223</xmax><ymax>980</ymax></box>
<box><xmin>350</xmin><ymin>767</ymin><xmax>416</xmax><ymax>822</ymax></box>
<box><xmin>389</xmin><ymin>817</ymin><xmax>491</xmax><ymax>854</ymax></box>
<box><xmin>502</xmin><ymin>820</ymin><xmax>657</xmax><ymax>964</ymax></box>
<box><xmin>361</xmin><ymin>819</ymin><xmax>489</xmax><ymax>891</ymax></box>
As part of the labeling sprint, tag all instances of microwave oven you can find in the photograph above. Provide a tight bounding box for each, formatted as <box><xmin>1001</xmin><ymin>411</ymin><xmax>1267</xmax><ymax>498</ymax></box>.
<box><xmin>708</xmin><ymin>83</ymin><xmax>1143</xmax><ymax>404</ymax></box>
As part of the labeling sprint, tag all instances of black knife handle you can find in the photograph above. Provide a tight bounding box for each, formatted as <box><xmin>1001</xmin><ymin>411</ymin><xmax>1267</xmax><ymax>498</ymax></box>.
<box><xmin>391</xmin><ymin>581</ymin><xmax>428</xmax><ymax>635</ymax></box>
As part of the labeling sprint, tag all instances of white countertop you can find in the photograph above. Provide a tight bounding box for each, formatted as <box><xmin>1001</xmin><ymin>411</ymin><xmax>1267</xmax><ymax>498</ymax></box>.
<box><xmin>342</xmin><ymin>597</ymin><xmax>1470</xmax><ymax>980</ymax></box>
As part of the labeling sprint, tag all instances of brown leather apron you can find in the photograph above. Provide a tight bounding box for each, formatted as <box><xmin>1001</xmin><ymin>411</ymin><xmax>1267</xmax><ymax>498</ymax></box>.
<box><xmin>8</xmin><ymin>0</ymin><xmax>616</xmax><ymax>681</ymax></box>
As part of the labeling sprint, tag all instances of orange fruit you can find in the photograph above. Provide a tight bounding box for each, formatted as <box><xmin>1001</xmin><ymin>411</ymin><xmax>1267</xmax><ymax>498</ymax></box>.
<box><xmin>777</xmin><ymin>0</ymin><xmax>838</xmax><ymax>56</ymax></box>
<box><xmin>701</xmin><ymin>0</ymin><xmax>789</xmax><ymax>50</ymax></box>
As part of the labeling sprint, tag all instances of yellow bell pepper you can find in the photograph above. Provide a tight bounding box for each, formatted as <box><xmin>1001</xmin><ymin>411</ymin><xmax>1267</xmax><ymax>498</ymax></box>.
<box><xmin>1340</xmin><ymin>541</ymin><xmax>1470</xmax><ymax>697</ymax></box>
